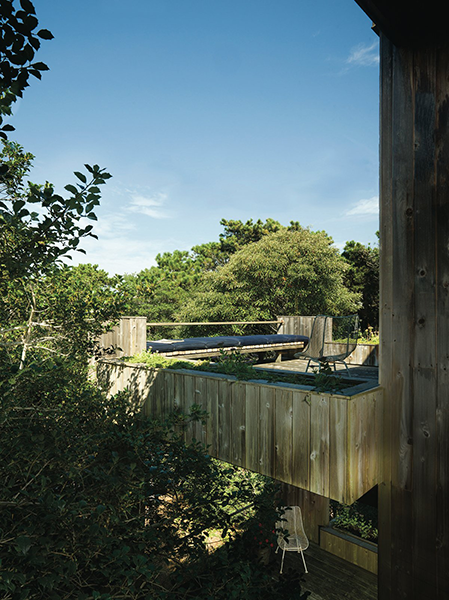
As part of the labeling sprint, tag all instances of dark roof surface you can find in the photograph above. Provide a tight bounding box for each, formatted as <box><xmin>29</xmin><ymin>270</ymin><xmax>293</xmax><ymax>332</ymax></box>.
<box><xmin>355</xmin><ymin>0</ymin><xmax>448</xmax><ymax>47</ymax></box>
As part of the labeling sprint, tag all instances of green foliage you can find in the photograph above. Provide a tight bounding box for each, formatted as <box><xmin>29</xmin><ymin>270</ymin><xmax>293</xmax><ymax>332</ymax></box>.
<box><xmin>0</xmin><ymin>140</ymin><xmax>119</xmax><ymax>369</ymax></box>
<box><xmin>0</xmin><ymin>141</ymin><xmax>111</xmax><ymax>279</ymax></box>
<box><xmin>311</xmin><ymin>362</ymin><xmax>346</xmax><ymax>394</ymax></box>
<box><xmin>0</xmin><ymin>0</ymin><xmax>53</xmax><ymax>141</ymax></box>
<box><xmin>330</xmin><ymin>500</ymin><xmax>378</xmax><ymax>542</ymax></box>
<box><xmin>122</xmin><ymin>250</ymin><xmax>202</xmax><ymax>339</ymax></box>
<box><xmin>213</xmin><ymin>348</ymin><xmax>258</xmax><ymax>379</ymax></box>
<box><xmin>125</xmin><ymin>349</ymin><xmax>357</xmax><ymax>393</ymax></box>
<box><xmin>342</xmin><ymin>239</ymin><xmax>379</xmax><ymax>330</ymax></box>
<box><xmin>0</xmin><ymin>364</ymin><xmax>307</xmax><ymax>599</ymax></box>
<box><xmin>124</xmin><ymin>218</ymin><xmax>308</xmax><ymax>336</ymax></box>
<box><xmin>126</xmin><ymin>350</ymin><xmax>201</xmax><ymax>370</ymax></box>
<box><xmin>178</xmin><ymin>229</ymin><xmax>361</xmax><ymax>337</ymax></box>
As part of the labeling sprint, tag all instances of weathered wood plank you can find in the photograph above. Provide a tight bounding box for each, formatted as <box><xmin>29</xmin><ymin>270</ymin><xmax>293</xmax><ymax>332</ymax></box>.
<box><xmin>291</xmin><ymin>390</ymin><xmax>310</xmax><ymax>489</ymax></box>
<box><xmin>217</xmin><ymin>379</ymin><xmax>232</xmax><ymax>463</ymax></box>
<box><xmin>259</xmin><ymin>386</ymin><xmax>275</xmax><ymax>478</ymax></box>
<box><xmin>245</xmin><ymin>383</ymin><xmax>260</xmax><ymax>473</ymax></box>
<box><xmin>230</xmin><ymin>382</ymin><xmax>246</xmax><ymax>467</ymax></box>
<box><xmin>378</xmin><ymin>34</ymin><xmax>394</xmax><ymax>596</ymax></box>
<box><xmin>309</xmin><ymin>393</ymin><xmax>329</xmax><ymax>498</ymax></box>
<box><xmin>388</xmin><ymin>42</ymin><xmax>415</xmax><ymax>600</ymax></box>
<box><xmin>411</xmin><ymin>47</ymin><xmax>438</xmax><ymax>597</ymax></box>
<box><xmin>329</xmin><ymin>397</ymin><xmax>347</xmax><ymax>503</ymax></box>
<box><xmin>435</xmin><ymin>44</ymin><xmax>449</xmax><ymax>596</ymax></box>
<box><xmin>274</xmin><ymin>388</ymin><xmax>293</xmax><ymax>482</ymax></box>
<box><xmin>205</xmin><ymin>378</ymin><xmax>219</xmax><ymax>456</ymax></box>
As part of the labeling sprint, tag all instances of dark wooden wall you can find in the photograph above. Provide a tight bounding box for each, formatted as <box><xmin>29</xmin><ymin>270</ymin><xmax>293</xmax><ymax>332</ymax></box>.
<box><xmin>379</xmin><ymin>33</ymin><xmax>449</xmax><ymax>599</ymax></box>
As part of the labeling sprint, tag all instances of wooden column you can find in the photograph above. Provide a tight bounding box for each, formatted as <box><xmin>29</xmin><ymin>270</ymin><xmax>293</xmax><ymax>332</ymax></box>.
<box><xmin>379</xmin><ymin>34</ymin><xmax>449</xmax><ymax>599</ymax></box>
<box><xmin>98</xmin><ymin>316</ymin><xmax>147</xmax><ymax>358</ymax></box>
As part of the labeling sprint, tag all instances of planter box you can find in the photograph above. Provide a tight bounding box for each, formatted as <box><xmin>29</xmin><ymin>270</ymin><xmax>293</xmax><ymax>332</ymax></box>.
<box><xmin>97</xmin><ymin>360</ymin><xmax>382</xmax><ymax>505</ymax></box>
<box><xmin>320</xmin><ymin>525</ymin><xmax>378</xmax><ymax>574</ymax></box>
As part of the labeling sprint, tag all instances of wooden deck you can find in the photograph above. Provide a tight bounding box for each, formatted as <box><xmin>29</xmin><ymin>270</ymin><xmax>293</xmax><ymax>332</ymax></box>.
<box><xmin>258</xmin><ymin>358</ymin><xmax>379</xmax><ymax>382</ymax></box>
<box><xmin>275</xmin><ymin>541</ymin><xmax>378</xmax><ymax>600</ymax></box>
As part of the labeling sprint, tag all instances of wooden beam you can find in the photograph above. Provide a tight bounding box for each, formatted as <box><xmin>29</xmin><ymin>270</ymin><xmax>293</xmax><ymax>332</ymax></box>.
<box><xmin>378</xmin><ymin>32</ymin><xmax>449</xmax><ymax>599</ymax></box>
<box><xmin>146</xmin><ymin>320</ymin><xmax>283</xmax><ymax>327</ymax></box>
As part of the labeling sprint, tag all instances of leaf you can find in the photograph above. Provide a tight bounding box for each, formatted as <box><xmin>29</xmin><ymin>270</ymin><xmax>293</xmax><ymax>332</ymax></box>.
<box><xmin>29</xmin><ymin>69</ymin><xmax>42</xmax><ymax>80</ymax></box>
<box><xmin>37</xmin><ymin>29</ymin><xmax>54</xmax><ymax>40</ymax></box>
<box><xmin>15</xmin><ymin>536</ymin><xmax>31</xmax><ymax>555</ymax></box>
<box><xmin>31</xmin><ymin>61</ymin><xmax>49</xmax><ymax>71</ymax></box>
<box><xmin>20</xmin><ymin>0</ymin><xmax>36</xmax><ymax>15</ymax></box>
<box><xmin>74</xmin><ymin>171</ymin><xmax>87</xmax><ymax>183</ymax></box>
<box><xmin>64</xmin><ymin>184</ymin><xmax>78</xmax><ymax>195</ymax></box>
<box><xmin>87</xmin><ymin>213</ymin><xmax>98</xmax><ymax>221</ymax></box>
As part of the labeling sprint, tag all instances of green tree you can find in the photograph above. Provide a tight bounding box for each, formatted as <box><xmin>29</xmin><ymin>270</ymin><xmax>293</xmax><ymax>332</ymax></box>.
<box><xmin>0</xmin><ymin>0</ymin><xmax>53</xmax><ymax>142</ymax></box>
<box><xmin>125</xmin><ymin>218</ymin><xmax>304</xmax><ymax>334</ymax></box>
<box><xmin>123</xmin><ymin>250</ymin><xmax>203</xmax><ymax>338</ymax></box>
<box><xmin>342</xmin><ymin>239</ymin><xmax>379</xmax><ymax>330</ymax></box>
<box><xmin>178</xmin><ymin>228</ymin><xmax>361</xmax><ymax>336</ymax></box>
<box><xmin>0</xmin><ymin>141</ymin><xmax>115</xmax><ymax>368</ymax></box>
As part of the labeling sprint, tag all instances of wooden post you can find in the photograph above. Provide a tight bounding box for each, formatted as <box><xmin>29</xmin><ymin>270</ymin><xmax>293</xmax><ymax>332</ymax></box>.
<box><xmin>378</xmin><ymin>34</ymin><xmax>449</xmax><ymax>599</ymax></box>
<box><xmin>99</xmin><ymin>316</ymin><xmax>147</xmax><ymax>358</ymax></box>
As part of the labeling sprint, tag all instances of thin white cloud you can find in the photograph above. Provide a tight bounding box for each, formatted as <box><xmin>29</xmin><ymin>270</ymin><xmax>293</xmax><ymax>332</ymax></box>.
<box><xmin>346</xmin><ymin>196</ymin><xmax>379</xmax><ymax>216</ymax></box>
<box><xmin>128</xmin><ymin>192</ymin><xmax>170</xmax><ymax>219</ymax></box>
<box><xmin>346</xmin><ymin>42</ymin><xmax>379</xmax><ymax>67</ymax></box>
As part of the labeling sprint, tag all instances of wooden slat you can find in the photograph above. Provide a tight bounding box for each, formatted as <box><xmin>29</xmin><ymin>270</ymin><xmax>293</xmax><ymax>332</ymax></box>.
<box><xmin>274</xmin><ymin>388</ymin><xmax>293</xmax><ymax>482</ymax></box>
<box><xmin>388</xmin><ymin>41</ymin><xmax>415</xmax><ymax>600</ymax></box>
<box><xmin>217</xmin><ymin>379</ymin><xmax>232</xmax><ymax>463</ymax></box>
<box><xmin>205</xmin><ymin>378</ymin><xmax>219</xmax><ymax>456</ymax></box>
<box><xmin>230</xmin><ymin>382</ymin><xmax>246</xmax><ymax>467</ymax></box>
<box><xmin>411</xmin><ymin>47</ymin><xmax>438</xmax><ymax>597</ymax></box>
<box><xmin>378</xmin><ymin>33</ymin><xmax>394</xmax><ymax>598</ymax></box>
<box><xmin>329</xmin><ymin>397</ymin><xmax>348</xmax><ymax>503</ymax></box>
<box><xmin>259</xmin><ymin>386</ymin><xmax>275</xmax><ymax>478</ymax></box>
<box><xmin>245</xmin><ymin>383</ymin><xmax>260</xmax><ymax>473</ymax></box>
<box><xmin>292</xmin><ymin>390</ymin><xmax>311</xmax><ymax>489</ymax></box>
<box><xmin>435</xmin><ymin>45</ymin><xmax>449</xmax><ymax>595</ymax></box>
<box><xmin>309</xmin><ymin>393</ymin><xmax>330</xmax><ymax>497</ymax></box>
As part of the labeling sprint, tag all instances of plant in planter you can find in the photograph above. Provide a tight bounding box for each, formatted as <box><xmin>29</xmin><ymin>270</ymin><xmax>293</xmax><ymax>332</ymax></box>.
<box><xmin>330</xmin><ymin>500</ymin><xmax>378</xmax><ymax>542</ymax></box>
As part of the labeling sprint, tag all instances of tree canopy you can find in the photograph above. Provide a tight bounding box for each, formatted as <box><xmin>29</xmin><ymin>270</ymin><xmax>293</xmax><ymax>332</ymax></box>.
<box><xmin>342</xmin><ymin>238</ymin><xmax>379</xmax><ymax>330</ymax></box>
<box><xmin>177</xmin><ymin>228</ymin><xmax>361</xmax><ymax>336</ymax></box>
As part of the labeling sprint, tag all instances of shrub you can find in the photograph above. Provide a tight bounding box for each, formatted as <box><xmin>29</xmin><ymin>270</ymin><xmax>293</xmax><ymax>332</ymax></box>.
<box><xmin>0</xmin><ymin>362</ymin><xmax>309</xmax><ymax>599</ymax></box>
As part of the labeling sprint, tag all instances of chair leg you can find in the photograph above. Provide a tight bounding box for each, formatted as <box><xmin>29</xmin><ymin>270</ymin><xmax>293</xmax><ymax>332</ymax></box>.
<box><xmin>300</xmin><ymin>549</ymin><xmax>308</xmax><ymax>574</ymax></box>
<box><xmin>280</xmin><ymin>548</ymin><xmax>286</xmax><ymax>574</ymax></box>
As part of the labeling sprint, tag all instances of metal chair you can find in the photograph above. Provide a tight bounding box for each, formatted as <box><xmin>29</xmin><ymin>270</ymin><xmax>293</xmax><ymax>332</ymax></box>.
<box><xmin>275</xmin><ymin>506</ymin><xmax>309</xmax><ymax>574</ymax></box>
<box><xmin>295</xmin><ymin>314</ymin><xmax>359</xmax><ymax>377</ymax></box>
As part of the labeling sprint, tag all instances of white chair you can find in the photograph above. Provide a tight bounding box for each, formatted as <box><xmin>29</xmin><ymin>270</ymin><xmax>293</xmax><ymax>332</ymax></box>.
<box><xmin>275</xmin><ymin>506</ymin><xmax>309</xmax><ymax>574</ymax></box>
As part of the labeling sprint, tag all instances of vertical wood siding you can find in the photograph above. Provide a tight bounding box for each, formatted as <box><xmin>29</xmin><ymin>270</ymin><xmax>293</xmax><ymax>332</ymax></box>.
<box><xmin>98</xmin><ymin>361</ymin><xmax>381</xmax><ymax>505</ymax></box>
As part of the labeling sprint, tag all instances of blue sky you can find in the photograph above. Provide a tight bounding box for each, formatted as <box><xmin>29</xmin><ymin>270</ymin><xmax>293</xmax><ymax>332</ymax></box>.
<box><xmin>12</xmin><ymin>0</ymin><xmax>380</xmax><ymax>275</ymax></box>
